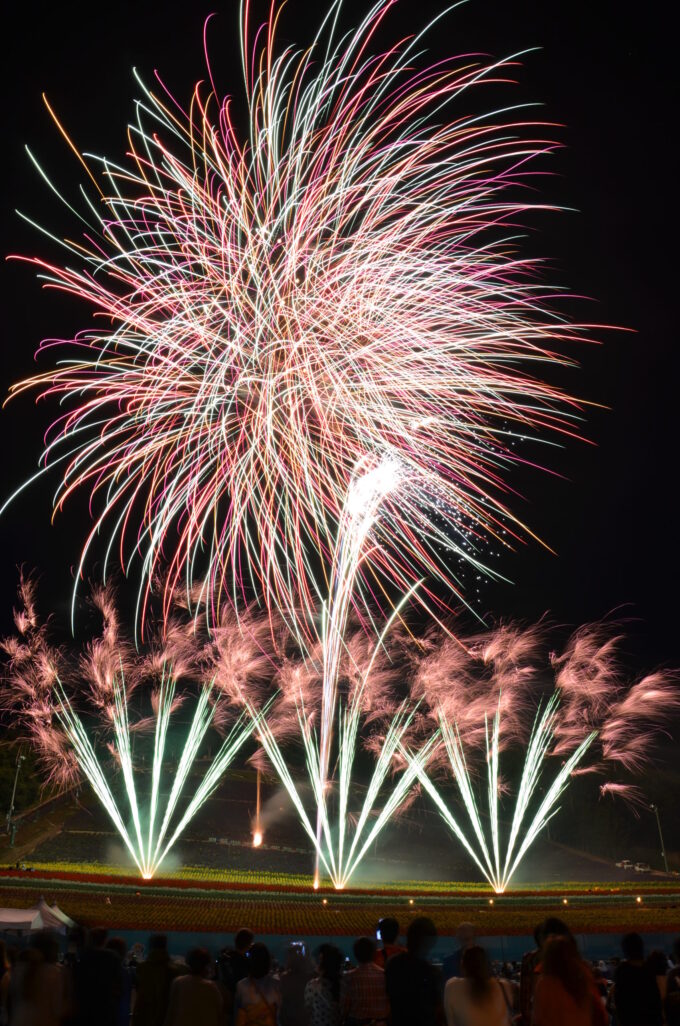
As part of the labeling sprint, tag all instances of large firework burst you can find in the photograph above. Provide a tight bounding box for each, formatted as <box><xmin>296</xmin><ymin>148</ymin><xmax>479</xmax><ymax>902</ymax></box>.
<box><xmin>6</xmin><ymin>0</ymin><xmax>591</xmax><ymax>641</ymax></box>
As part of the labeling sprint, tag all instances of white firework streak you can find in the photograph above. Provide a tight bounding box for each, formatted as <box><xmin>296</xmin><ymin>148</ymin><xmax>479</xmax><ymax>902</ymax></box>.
<box><xmin>340</xmin><ymin>705</ymin><xmax>440</xmax><ymax>886</ymax></box>
<box><xmin>316</xmin><ymin>459</ymin><xmax>400</xmax><ymax>875</ymax></box>
<box><xmin>252</xmin><ymin>689</ymin><xmax>438</xmax><ymax>889</ymax></box>
<box><xmin>54</xmin><ymin>672</ymin><xmax>259</xmax><ymax>879</ymax></box>
<box><xmin>250</xmin><ymin>570</ymin><xmax>432</xmax><ymax>889</ymax></box>
<box><xmin>54</xmin><ymin>678</ymin><xmax>146</xmax><ymax>875</ymax></box>
<box><xmin>406</xmin><ymin>692</ymin><xmax>598</xmax><ymax>892</ymax></box>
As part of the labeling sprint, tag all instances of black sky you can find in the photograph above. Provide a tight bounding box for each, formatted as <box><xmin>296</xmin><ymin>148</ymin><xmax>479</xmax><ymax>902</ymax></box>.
<box><xmin>2</xmin><ymin>0</ymin><xmax>678</xmax><ymax>676</ymax></box>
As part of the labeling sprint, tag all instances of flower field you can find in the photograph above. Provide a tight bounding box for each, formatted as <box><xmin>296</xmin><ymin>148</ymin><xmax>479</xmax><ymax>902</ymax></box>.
<box><xmin>1</xmin><ymin>865</ymin><xmax>678</xmax><ymax>936</ymax></box>
<box><xmin>1</xmin><ymin>861</ymin><xmax>677</xmax><ymax>896</ymax></box>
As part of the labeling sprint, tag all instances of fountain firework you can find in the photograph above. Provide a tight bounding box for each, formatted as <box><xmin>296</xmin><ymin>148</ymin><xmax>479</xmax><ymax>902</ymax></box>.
<box><xmin>0</xmin><ymin>575</ymin><xmax>269</xmax><ymax>879</ymax></box>
<box><xmin>246</xmin><ymin>618</ymin><xmax>437</xmax><ymax>889</ymax></box>
<box><xmin>408</xmin><ymin>623</ymin><xmax>680</xmax><ymax>892</ymax></box>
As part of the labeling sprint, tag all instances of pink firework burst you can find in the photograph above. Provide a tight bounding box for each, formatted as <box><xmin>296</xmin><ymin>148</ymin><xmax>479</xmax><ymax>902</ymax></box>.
<box><xmin>5</xmin><ymin>0</ymin><xmax>599</xmax><ymax>642</ymax></box>
<box><xmin>414</xmin><ymin>619</ymin><xmax>679</xmax><ymax>779</ymax></box>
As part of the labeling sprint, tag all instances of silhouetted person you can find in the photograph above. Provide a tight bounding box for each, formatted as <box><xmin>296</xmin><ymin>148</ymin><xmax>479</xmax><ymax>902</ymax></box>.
<box><xmin>375</xmin><ymin>918</ymin><xmax>405</xmax><ymax>968</ymax></box>
<box><xmin>666</xmin><ymin>939</ymin><xmax>680</xmax><ymax>1026</ymax></box>
<box><xmin>610</xmin><ymin>933</ymin><xmax>663</xmax><ymax>1026</ymax></box>
<box><xmin>106</xmin><ymin>937</ymin><xmax>133</xmax><ymax>1026</ymax></box>
<box><xmin>63</xmin><ymin>927</ymin><xmax>86</xmax><ymax>973</ymax></box>
<box><xmin>132</xmin><ymin>934</ymin><xmax>180</xmax><ymax>1026</ymax></box>
<box><xmin>517</xmin><ymin>923</ymin><xmax>542</xmax><ymax>1026</ymax></box>
<box><xmin>342</xmin><ymin>936</ymin><xmax>389</xmax><ymax>1025</ymax></box>
<box><xmin>72</xmin><ymin>927</ymin><xmax>122</xmax><ymax>1026</ymax></box>
<box><xmin>592</xmin><ymin>964</ymin><xmax>609</xmax><ymax>1002</ymax></box>
<box><xmin>668</xmin><ymin>938</ymin><xmax>680</xmax><ymax>994</ymax></box>
<box><xmin>278</xmin><ymin>944</ymin><xmax>314</xmax><ymax>1026</ymax></box>
<box><xmin>0</xmin><ymin>940</ymin><xmax>11</xmax><ymax>1026</ymax></box>
<box><xmin>304</xmin><ymin>944</ymin><xmax>343</xmax><ymax>1026</ymax></box>
<box><xmin>218</xmin><ymin>928</ymin><xmax>254</xmax><ymax>1014</ymax></box>
<box><xmin>164</xmin><ymin>948</ymin><xmax>222</xmax><ymax>1026</ymax></box>
<box><xmin>385</xmin><ymin>916</ymin><xmax>443</xmax><ymax>1026</ymax></box>
<box><xmin>9</xmin><ymin>930</ymin><xmax>63</xmax><ymax>1026</ymax></box>
<box><xmin>234</xmin><ymin>942</ymin><xmax>280</xmax><ymax>1026</ymax></box>
<box><xmin>443</xmin><ymin>924</ymin><xmax>478</xmax><ymax>984</ymax></box>
<box><xmin>62</xmin><ymin>926</ymin><xmax>87</xmax><ymax>1026</ymax></box>
<box><xmin>532</xmin><ymin>935</ymin><xmax>606</xmax><ymax>1026</ymax></box>
<box><xmin>519</xmin><ymin>917</ymin><xmax>571</xmax><ymax>1026</ymax></box>
<box><xmin>445</xmin><ymin>945</ymin><xmax>514</xmax><ymax>1026</ymax></box>
<box><xmin>647</xmin><ymin>949</ymin><xmax>670</xmax><ymax>1010</ymax></box>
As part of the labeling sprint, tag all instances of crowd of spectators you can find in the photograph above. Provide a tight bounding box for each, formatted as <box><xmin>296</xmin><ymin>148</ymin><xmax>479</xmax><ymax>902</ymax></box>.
<box><xmin>0</xmin><ymin>916</ymin><xmax>678</xmax><ymax>1025</ymax></box>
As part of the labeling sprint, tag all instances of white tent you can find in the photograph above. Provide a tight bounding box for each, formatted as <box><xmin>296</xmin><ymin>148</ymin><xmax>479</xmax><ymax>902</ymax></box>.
<box><xmin>0</xmin><ymin>899</ymin><xmax>76</xmax><ymax>934</ymax></box>
<box><xmin>42</xmin><ymin>899</ymin><xmax>76</xmax><ymax>930</ymax></box>
<box><xmin>0</xmin><ymin>906</ymin><xmax>45</xmax><ymax>933</ymax></box>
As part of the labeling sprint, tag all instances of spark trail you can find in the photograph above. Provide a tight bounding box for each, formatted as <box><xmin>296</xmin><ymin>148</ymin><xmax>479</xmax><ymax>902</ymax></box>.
<box><xmin>54</xmin><ymin>668</ymin><xmax>256</xmax><ymax>878</ymax></box>
<box><xmin>251</xmin><ymin>681</ymin><xmax>437</xmax><ymax>889</ymax></box>
<box><xmin>242</xmin><ymin>590</ymin><xmax>434</xmax><ymax>889</ymax></box>
<box><xmin>408</xmin><ymin>695</ymin><xmax>596</xmax><ymax>892</ymax></box>
<box><xmin>315</xmin><ymin>458</ymin><xmax>400</xmax><ymax>877</ymax></box>
<box><xmin>0</xmin><ymin>574</ymin><xmax>267</xmax><ymax>879</ymax></box>
<box><xmin>5</xmin><ymin>0</ymin><xmax>595</xmax><ymax>642</ymax></box>
<box><xmin>409</xmin><ymin>622</ymin><xmax>680</xmax><ymax>892</ymax></box>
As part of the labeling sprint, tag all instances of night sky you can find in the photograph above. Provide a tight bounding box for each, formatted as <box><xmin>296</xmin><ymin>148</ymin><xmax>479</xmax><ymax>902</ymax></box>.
<box><xmin>2</xmin><ymin>0</ymin><xmax>678</xmax><ymax>688</ymax></box>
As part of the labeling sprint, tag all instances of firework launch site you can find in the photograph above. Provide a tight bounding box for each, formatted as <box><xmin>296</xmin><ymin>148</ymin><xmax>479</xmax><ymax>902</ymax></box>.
<box><xmin>2</xmin><ymin>764</ymin><xmax>678</xmax><ymax>951</ymax></box>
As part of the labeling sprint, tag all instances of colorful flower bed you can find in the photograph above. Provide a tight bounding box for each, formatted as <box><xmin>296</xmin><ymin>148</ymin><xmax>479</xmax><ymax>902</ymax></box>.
<box><xmin>1</xmin><ymin>862</ymin><xmax>677</xmax><ymax>898</ymax></box>
<box><xmin>1</xmin><ymin>882</ymin><xmax>676</xmax><ymax>939</ymax></box>
<box><xmin>0</xmin><ymin>865</ymin><xmax>678</xmax><ymax>936</ymax></box>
